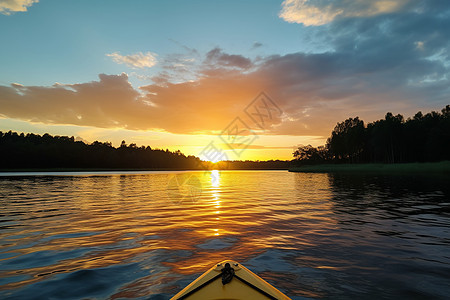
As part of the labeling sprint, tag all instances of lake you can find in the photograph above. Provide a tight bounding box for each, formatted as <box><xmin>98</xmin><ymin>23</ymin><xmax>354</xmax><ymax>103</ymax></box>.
<box><xmin>0</xmin><ymin>170</ymin><xmax>449</xmax><ymax>299</ymax></box>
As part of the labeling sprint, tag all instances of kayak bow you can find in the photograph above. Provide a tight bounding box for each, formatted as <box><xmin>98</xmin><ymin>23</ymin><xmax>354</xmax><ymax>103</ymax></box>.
<box><xmin>171</xmin><ymin>260</ymin><xmax>291</xmax><ymax>300</ymax></box>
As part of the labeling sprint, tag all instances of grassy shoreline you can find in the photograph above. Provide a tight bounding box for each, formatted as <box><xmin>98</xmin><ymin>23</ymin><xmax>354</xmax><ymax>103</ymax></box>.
<box><xmin>289</xmin><ymin>161</ymin><xmax>450</xmax><ymax>173</ymax></box>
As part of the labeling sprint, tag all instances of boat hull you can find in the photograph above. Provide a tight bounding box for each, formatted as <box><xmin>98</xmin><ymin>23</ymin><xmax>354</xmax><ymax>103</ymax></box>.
<box><xmin>171</xmin><ymin>260</ymin><xmax>291</xmax><ymax>300</ymax></box>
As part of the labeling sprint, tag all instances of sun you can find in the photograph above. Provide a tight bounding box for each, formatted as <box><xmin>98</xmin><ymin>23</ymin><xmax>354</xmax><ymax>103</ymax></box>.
<box><xmin>200</xmin><ymin>146</ymin><xmax>228</xmax><ymax>163</ymax></box>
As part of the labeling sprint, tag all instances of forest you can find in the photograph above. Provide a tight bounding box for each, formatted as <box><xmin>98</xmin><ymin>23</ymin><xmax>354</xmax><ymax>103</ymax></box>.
<box><xmin>0</xmin><ymin>131</ymin><xmax>290</xmax><ymax>170</ymax></box>
<box><xmin>293</xmin><ymin>105</ymin><xmax>450</xmax><ymax>165</ymax></box>
<box><xmin>0</xmin><ymin>132</ymin><xmax>204</xmax><ymax>170</ymax></box>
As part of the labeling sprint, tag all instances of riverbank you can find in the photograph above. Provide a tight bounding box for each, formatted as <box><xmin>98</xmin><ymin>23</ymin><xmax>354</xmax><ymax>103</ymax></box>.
<box><xmin>289</xmin><ymin>161</ymin><xmax>450</xmax><ymax>173</ymax></box>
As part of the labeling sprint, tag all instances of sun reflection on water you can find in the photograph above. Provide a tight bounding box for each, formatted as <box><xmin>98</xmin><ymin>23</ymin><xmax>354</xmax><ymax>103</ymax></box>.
<box><xmin>207</xmin><ymin>170</ymin><xmax>222</xmax><ymax>236</ymax></box>
<box><xmin>1</xmin><ymin>171</ymin><xmax>450</xmax><ymax>299</ymax></box>
<box><xmin>210</xmin><ymin>170</ymin><xmax>220</xmax><ymax>187</ymax></box>
<box><xmin>0</xmin><ymin>171</ymin><xmax>334</xmax><ymax>296</ymax></box>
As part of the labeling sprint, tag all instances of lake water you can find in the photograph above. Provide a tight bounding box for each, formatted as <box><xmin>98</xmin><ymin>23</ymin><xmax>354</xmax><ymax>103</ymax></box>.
<box><xmin>0</xmin><ymin>170</ymin><xmax>449</xmax><ymax>299</ymax></box>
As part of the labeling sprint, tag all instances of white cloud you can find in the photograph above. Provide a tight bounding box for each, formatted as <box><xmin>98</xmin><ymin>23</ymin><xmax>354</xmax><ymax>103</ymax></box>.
<box><xmin>280</xmin><ymin>0</ymin><xmax>341</xmax><ymax>26</ymax></box>
<box><xmin>279</xmin><ymin>0</ymin><xmax>410</xmax><ymax>26</ymax></box>
<box><xmin>0</xmin><ymin>0</ymin><xmax>38</xmax><ymax>15</ymax></box>
<box><xmin>106</xmin><ymin>51</ymin><xmax>157</xmax><ymax>69</ymax></box>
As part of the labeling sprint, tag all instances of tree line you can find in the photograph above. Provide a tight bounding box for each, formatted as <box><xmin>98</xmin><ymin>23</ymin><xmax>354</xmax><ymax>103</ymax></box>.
<box><xmin>294</xmin><ymin>105</ymin><xmax>450</xmax><ymax>164</ymax></box>
<box><xmin>0</xmin><ymin>131</ymin><xmax>291</xmax><ymax>170</ymax></box>
<box><xmin>0</xmin><ymin>132</ymin><xmax>204</xmax><ymax>170</ymax></box>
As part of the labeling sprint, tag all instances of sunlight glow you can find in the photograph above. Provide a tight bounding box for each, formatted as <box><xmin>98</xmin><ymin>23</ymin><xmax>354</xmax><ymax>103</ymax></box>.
<box><xmin>210</xmin><ymin>170</ymin><xmax>220</xmax><ymax>187</ymax></box>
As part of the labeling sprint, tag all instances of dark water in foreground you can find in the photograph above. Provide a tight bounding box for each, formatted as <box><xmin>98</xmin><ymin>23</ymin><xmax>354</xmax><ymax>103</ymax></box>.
<box><xmin>0</xmin><ymin>170</ymin><xmax>449</xmax><ymax>299</ymax></box>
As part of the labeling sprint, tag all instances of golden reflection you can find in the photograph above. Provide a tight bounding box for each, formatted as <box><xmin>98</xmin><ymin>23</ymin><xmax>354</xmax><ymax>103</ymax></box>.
<box><xmin>210</xmin><ymin>170</ymin><xmax>220</xmax><ymax>187</ymax></box>
<box><xmin>212</xmin><ymin>193</ymin><xmax>221</xmax><ymax>208</ymax></box>
<box><xmin>1</xmin><ymin>171</ymin><xmax>340</xmax><ymax>296</ymax></box>
<box><xmin>208</xmin><ymin>174</ymin><xmax>222</xmax><ymax>237</ymax></box>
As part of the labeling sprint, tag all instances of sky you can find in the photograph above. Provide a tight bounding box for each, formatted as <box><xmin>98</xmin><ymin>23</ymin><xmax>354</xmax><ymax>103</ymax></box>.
<box><xmin>0</xmin><ymin>0</ymin><xmax>449</xmax><ymax>161</ymax></box>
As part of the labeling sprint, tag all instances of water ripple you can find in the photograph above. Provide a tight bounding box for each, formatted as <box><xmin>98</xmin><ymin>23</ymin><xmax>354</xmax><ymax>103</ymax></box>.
<box><xmin>0</xmin><ymin>171</ymin><xmax>449</xmax><ymax>299</ymax></box>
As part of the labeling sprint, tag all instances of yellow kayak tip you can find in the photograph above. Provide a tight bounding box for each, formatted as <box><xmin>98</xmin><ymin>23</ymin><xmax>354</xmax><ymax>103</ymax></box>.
<box><xmin>171</xmin><ymin>260</ymin><xmax>291</xmax><ymax>300</ymax></box>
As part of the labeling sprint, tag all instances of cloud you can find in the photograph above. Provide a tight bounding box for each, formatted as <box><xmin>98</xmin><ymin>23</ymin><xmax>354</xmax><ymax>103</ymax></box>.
<box><xmin>157</xmin><ymin>52</ymin><xmax>200</xmax><ymax>84</ymax></box>
<box><xmin>204</xmin><ymin>48</ymin><xmax>252</xmax><ymax>69</ymax></box>
<box><xmin>0</xmin><ymin>69</ymin><xmax>284</xmax><ymax>135</ymax></box>
<box><xmin>1</xmin><ymin>1</ymin><xmax>449</xmax><ymax>138</ymax></box>
<box><xmin>279</xmin><ymin>0</ymin><xmax>411</xmax><ymax>26</ymax></box>
<box><xmin>251</xmin><ymin>42</ymin><xmax>263</xmax><ymax>49</ymax></box>
<box><xmin>106</xmin><ymin>51</ymin><xmax>157</xmax><ymax>69</ymax></box>
<box><xmin>0</xmin><ymin>73</ymin><xmax>142</xmax><ymax>129</ymax></box>
<box><xmin>0</xmin><ymin>0</ymin><xmax>38</xmax><ymax>15</ymax></box>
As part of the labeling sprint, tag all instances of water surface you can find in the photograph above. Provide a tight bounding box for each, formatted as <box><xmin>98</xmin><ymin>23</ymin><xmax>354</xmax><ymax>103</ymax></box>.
<box><xmin>0</xmin><ymin>171</ymin><xmax>449</xmax><ymax>299</ymax></box>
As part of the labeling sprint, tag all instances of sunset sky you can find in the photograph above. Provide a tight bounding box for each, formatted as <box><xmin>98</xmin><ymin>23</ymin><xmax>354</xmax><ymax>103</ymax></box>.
<box><xmin>1</xmin><ymin>0</ymin><xmax>449</xmax><ymax>161</ymax></box>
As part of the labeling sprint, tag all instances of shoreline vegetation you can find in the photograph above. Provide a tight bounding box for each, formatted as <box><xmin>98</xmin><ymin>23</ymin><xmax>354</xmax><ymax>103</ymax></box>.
<box><xmin>293</xmin><ymin>106</ymin><xmax>450</xmax><ymax>170</ymax></box>
<box><xmin>0</xmin><ymin>130</ymin><xmax>290</xmax><ymax>171</ymax></box>
<box><xmin>289</xmin><ymin>161</ymin><xmax>450</xmax><ymax>173</ymax></box>
<box><xmin>0</xmin><ymin>164</ymin><xmax>291</xmax><ymax>172</ymax></box>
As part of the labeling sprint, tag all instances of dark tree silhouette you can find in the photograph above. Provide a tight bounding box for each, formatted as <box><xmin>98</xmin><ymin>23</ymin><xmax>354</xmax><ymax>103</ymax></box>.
<box><xmin>293</xmin><ymin>145</ymin><xmax>329</xmax><ymax>164</ymax></box>
<box><xmin>327</xmin><ymin>117</ymin><xmax>365</xmax><ymax>162</ymax></box>
<box><xmin>0</xmin><ymin>132</ymin><xmax>204</xmax><ymax>170</ymax></box>
<box><xmin>293</xmin><ymin>105</ymin><xmax>450</xmax><ymax>165</ymax></box>
<box><xmin>0</xmin><ymin>131</ymin><xmax>291</xmax><ymax>170</ymax></box>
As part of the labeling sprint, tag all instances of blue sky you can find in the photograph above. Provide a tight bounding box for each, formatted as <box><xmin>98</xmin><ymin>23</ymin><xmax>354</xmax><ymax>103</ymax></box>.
<box><xmin>1</xmin><ymin>0</ymin><xmax>449</xmax><ymax>160</ymax></box>
<box><xmin>1</xmin><ymin>0</ymin><xmax>314</xmax><ymax>87</ymax></box>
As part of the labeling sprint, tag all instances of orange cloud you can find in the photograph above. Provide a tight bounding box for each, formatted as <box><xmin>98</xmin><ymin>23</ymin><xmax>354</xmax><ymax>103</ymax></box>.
<box><xmin>0</xmin><ymin>71</ymin><xmax>269</xmax><ymax>134</ymax></box>
<box><xmin>1</xmin><ymin>39</ymin><xmax>447</xmax><ymax>139</ymax></box>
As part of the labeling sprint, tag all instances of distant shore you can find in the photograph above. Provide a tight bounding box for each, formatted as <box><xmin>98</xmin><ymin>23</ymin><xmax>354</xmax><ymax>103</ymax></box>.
<box><xmin>0</xmin><ymin>167</ymin><xmax>289</xmax><ymax>173</ymax></box>
<box><xmin>289</xmin><ymin>161</ymin><xmax>450</xmax><ymax>173</ymax></box>
<box><xmin>3</xmin><ymin>162</ymin><xmax>450</xmax><ymax>173</ymax></box>
<box><xmin>0</xmin><ymin>168</ymin><xmax>196</xmax><ymax>173</ymax></box>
